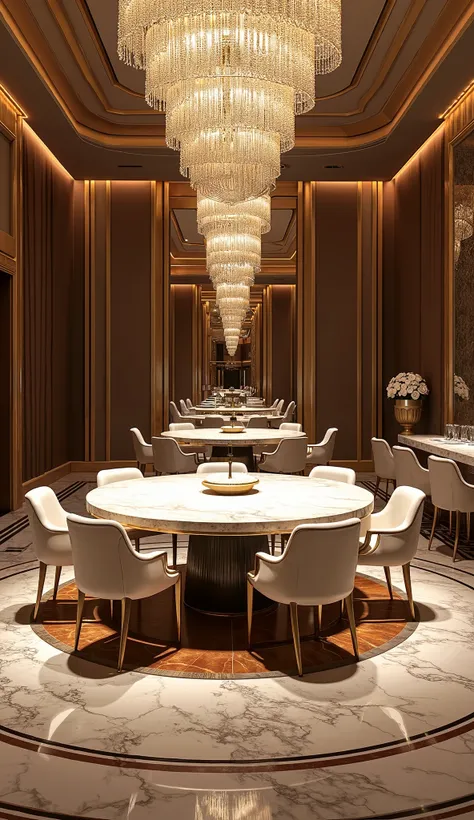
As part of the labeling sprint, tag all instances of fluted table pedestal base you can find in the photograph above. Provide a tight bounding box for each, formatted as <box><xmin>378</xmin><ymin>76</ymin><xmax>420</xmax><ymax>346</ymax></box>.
<box><xmin>184</xmin><ymin>534</ymin><xmax>272</xmax><ymax>615</ymax></box>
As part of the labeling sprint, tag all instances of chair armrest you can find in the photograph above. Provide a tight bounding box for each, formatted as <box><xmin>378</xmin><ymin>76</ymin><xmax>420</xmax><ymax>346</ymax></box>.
<box><xmin>133</xmin><ymin>549</ymin><xmax>169</xmax><ymax>565</ymax></box>
<box><xmin>48</xmin><ymin>527</ymin><xmax>70</xmax><ymax>536</ymax></box>
<box><xmin>358</xmin><ymin>533</ymin><xmax>381</xmax><ymax>555</ymax></box>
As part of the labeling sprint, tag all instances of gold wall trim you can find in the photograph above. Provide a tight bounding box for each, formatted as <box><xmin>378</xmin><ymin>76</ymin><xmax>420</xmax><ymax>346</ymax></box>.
<box><xmin>83</xmin><ymin>180</ymin><xmax>91</xmax><ymax>461</ymax></box>
<box><xmin>375</xmin><ymin>181</ymin><xmax>383</xmax><ymax>437</ymax></box>
<box><xmin>89</xmin><ymin>180</ymin><xmax>96</xmax><ymax>461</ymax></box>
<box><xmin>22</xmin><ymin>461</ymin><xmax>71</xmax><ymax>492</ymax></box>
<box><xmin>296</xmin><ymin>182</ymin><xmax>317</xmax><ymax>444</ymax></box>
<box><xmin>357</xmin><ymin>182</ymin><xmax>363</xmax><ymax>462</ymax></box>
<box><xmin>0</xmin><ymin>252</ymin><xmax>15</xmax><ymax>274</ymax></box>
<box><xmin>105</xmin><ymin>180</ymin><xmax>111</xmax><ymax>460</ymax></box>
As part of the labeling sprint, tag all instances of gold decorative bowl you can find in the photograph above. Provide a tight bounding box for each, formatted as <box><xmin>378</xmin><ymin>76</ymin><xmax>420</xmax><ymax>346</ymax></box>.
<box><xmin>201</xmin><ymin>474</ymin><xmax>259</xmax><ymax>495</ymax></box>
<box><xmin>220</xmin><ymin>426</ymin><xmax>245</xmax><ymax>433</ymax></box>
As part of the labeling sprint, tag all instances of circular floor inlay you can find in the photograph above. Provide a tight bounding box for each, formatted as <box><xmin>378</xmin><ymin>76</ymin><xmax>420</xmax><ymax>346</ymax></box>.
<box><xmin>33</xmin><ymin>572</ymin><xmax>411</xmax><ymax>678</ymax></box>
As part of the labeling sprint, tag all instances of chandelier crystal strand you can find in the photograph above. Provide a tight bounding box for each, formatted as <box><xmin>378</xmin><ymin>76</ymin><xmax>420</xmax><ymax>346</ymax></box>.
<box><xmin>118</xmin><ymin>0</ymin><xmax>342</xmax><ymax>202</ymax></box>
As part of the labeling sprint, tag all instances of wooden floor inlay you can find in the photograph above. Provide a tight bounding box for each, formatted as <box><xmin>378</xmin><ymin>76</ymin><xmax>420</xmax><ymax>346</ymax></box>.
<box><xmin>34</xmin><ymin>573</ymin><xmax>413</xmax><ymax>678</ymax></box>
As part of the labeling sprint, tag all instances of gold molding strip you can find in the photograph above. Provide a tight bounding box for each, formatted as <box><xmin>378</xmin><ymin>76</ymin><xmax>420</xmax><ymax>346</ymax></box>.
<box><xmin>375</xmin><ymin>181</ymin><xmax>383</xmax><ymax>438</ymax></box>
<box><xmin>105</xmin><ymin>180</ymin><xmax>111</xmax><ymax>461</ymax></box>
<box><xmin>440</xmin><ymin>80</ymin><xmax>474</xmax><ymax>120</ymax></box>
<box><xmin>89</xmin><ymin>180</ymin><xmax>96</xmax><ymax>461</ymax></box>
<box><xmin>84</xmin><ymin>180</ymin><xmax>91</xmax><ymax>461</ymax></box>
<box><xmin>0</xmin><ymin>83</ymin><xmax>27</xmax><ymax>118</ymax></box>
<box><xmin>356</xmin><ymin>182</ymin><xmax>363</xmax><ymax>463</ymax></box>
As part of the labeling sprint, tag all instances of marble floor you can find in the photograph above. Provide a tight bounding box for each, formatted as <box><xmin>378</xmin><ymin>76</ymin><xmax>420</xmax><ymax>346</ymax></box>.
<box><xmin>0</xmin><ymin>473</ymin><xmax>473</xmax><ymax>819</ymax></box>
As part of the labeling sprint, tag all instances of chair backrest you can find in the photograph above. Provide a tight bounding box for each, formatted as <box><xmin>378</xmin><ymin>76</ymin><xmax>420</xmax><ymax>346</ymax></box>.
<box><xmin>170</xmin><ymin>422</ymin><xmax>195</xmax><ymax>431</ymax></box>
<box><xmin>169</xmin><ymin>401</ymin><xmax>182</xmax><ymax>423</ymax></box>
<box><xmin>270</xmin><ymin>399</ymin><xmax>279</xmax><ymax>409</ymax></box>
<box><xmin>280</xmin><ymin>401</ymin><xmax>296</xmax><ymax>423</ymax></box>
<box><xmin>307</xmin><ymin>428</ymin><xmax>338</xmax><ymax>465</ymax></box>
<box><xmin>370</xmin><ymin>486</ymin><xmax>425</xmax><ymax>565</ymax></box>
<box><xmin>246</xmin><ymin>415</ymin><xmax>268</xmax><ymax>428</ymax></box>
<box><xmin>179</xmin><ymin>399</ymin><xmax>190</xmax><ymax>416</ymax></box>
<box><xmin>24</xmin><ymin>487</ymin><xmax>70</xmax><ymax>564</ymax></box>
<box><xmin>130</xmin><ymin>427</ymin><xmax>152</xmax><ymax>461</ymax></box>
<box><xmin>67</xmin><ymin>514</ymin><xmax>143</xmax><ymax>600</ymax></box>
<box><xmin>97</xmin><ymin>468</ymin><xmax>143</xmax><ymax>488</ymax></box>
<box><xmin>202</xmin><ymin>415</ymin><xmax>226</xmax><ymax>428</ymax></box>
<box><xmin>186</xmin><ymin>398</ymin><xmax>193</xmax><ymax>409</ymax></box>
<box><xmin>264</xmin><ymin>436</ymin><xmax>308</xmax><ymax>473</ymax></box>
<box><xmin>152</xmin><ymin>436</ymin><xmax>197</xmax><ymax>474</ymax></box>
<box><xmin>428</xmin><ymin>455</ymin><xmax>472</xmax><ymax>511</ymax></box>
<box><xmin>309</xmin><ymin>466</ymin><xmax>356</xmax><ymax>485</ymax></box>
<box><xmin>275</xmin><ymin>399</ymin><xmax>284</xmax><ymax>414</ymax></box>
<box><xmin>393</xmin><ymin>446</ymin><xmax>430</xmax><ymax>495</ymax></box>
<box><xmin>273</xmin><ymin>519</ymin><xmax>361</xmax><ymax>605</ymax></box>
<box><xmin>280</xmin><ymin>422</ymin><xmax>302</xmax><ymax>432</ymax></box>
<box><xmin>197</xmin><ymin>461</ymin><xmax>248</xmax><ymax>474</ymax></box>
<box><xmin>371</xmin><ymin>437</ymin><xmax>395</xmax><ymax>480</ymax></box>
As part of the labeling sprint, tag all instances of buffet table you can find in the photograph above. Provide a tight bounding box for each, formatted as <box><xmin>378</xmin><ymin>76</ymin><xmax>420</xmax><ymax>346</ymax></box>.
<box><xmin>86</xmin><ymin>474</ymin><xmax>374</xmax><ymax>616</ymax></box>
<box><xmin>398</xmin><ymin>434</ymin><xmax>474</xmax><ymax>469</ymax></box>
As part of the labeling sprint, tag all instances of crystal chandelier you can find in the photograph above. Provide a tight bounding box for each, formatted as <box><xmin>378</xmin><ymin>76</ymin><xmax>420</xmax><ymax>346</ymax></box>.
<box><xmin>118</xmin><ymin>0</ymin><xmax>342</xmax><ymax>202</ymax></box>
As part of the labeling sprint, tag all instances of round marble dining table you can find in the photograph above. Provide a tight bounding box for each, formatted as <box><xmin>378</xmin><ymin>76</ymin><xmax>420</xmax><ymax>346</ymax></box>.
<box><xmin>163</xmin><ymin>427</ymin><xmax>306</xmax><ymax>469</ymax></box>
<box><xmin>86</xmin><ymin>474</ymin><xmax>374</xmax><ymax>616</ymax></box>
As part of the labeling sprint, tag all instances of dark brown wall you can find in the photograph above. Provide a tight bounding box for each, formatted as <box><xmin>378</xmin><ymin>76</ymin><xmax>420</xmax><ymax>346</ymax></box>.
<box><xmin>270</xmin><ymin>285</ymin><xmax>295</xmax><ymax>406</ymax></box>
<box><xmin>382</xmin><ymin>130</ymin><xmax>445</xmax><ymax>443</ymax></box>
<box><xmin>22</xmin><ymin>129</ymin><xmax>84</xmax><ymax>481</ymax></box>
<box><xmin>171</xmin><ymin>284</ymin><xmax>195</xmax><ymax>405</ymax></box>
<box><xmin>0</xmin><ymin>272</ymin><xmax>11</xmax><ymax>511</ymax></box>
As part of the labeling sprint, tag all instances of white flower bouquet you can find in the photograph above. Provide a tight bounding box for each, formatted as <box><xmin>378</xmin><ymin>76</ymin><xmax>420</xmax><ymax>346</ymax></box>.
<box><xmin>454</xmin><ymin>374</ymin><xmax>469</xmax><ymax>401</ymax></box>
<box><xmin>386</xmin><ymin>372</ymin><xmax>429</xmax><ymax>401</ymax></box>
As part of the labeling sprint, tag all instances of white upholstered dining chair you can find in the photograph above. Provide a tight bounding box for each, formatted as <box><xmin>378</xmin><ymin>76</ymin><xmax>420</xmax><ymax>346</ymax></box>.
<box><xmin>25</xmin><ymin>487</ymin><xmax>74</xmax><ymax>621</ymax></box>
<box><xmin>259</xmin><ymin>436</ymin><xmax>308</xmax><ymax>475</ymax></box>
<box><xmin>67</xmin><ymin>514</ymin><xmax>181</xmax><ymax>671</ymax></box>
<box><xmin>248</xmin><ymin>519</ymin><xmax>361</xmax><ymax>675</ymax></box>
<box><xmin>280</xmin><ymin>422</ymin><xmax>302</xmax><ymax>432</ymax></box>
<box><xmin>169</xmin><ymin>422</ymin><xmax>211</xmax><ymax>460</ymax></box>
<box><xmin>372</xmin><ymin>438</ymin><xmax>396</xmax><ymax>496</ymax></box>
<box><xmin>358</xmin><ymin>486</ymin><xmax>425</xmax><ymax>618</ymax></box>
<box><xmin>197</xmin><ymin>461</ymin><xmax>248</xmax><ymax>474</ymax></box>
<box><xmin>246</xmin><ymin>415</ymin><xmax>268</xmax><ymax>428</ymax></box>
<box><xmin>97</xmin><ymin>468</ymin><xmax>157</xmax><ymax>553</ymax></box>
<box><xmin>270</xmin><ymin>400</ymin><xmax>296</xmax><ymax>428</ymax></box>
<box><xmin>202</xmin><ymin>415</ymin><xmax>227</xmax><ymax>428</ymax></box>
<box><xmin>306</xmin><ymin>428</ymin><xmax>338</xmax><ymax>468</ymax></box>
<box><xmin>179</xmin><ymin>399</ymin><xmax>190</xmax><ymax>416</ymax></box>
<box><xmin>309</xmin><ymin>466</ymin><xmax>356</xmax><ymax>485</ymax></box>
<box><xmin>185</xmin><ymin>398</ymin><xmax>193</xmax><ymax>409</ymax></box>
<box><xmin>428</xmin><ymin>455</ymin><xmax>474</xmax><ymax>561</ymax></box>
<box><xmin>393</xmin><ymin>446</ymin><xmax>431</xmax><ymax>496</ymax></box>
<box><xmin>130</xmin><ymin>427</ymin><xmax>154</xmax><ymax>474</ymax></box>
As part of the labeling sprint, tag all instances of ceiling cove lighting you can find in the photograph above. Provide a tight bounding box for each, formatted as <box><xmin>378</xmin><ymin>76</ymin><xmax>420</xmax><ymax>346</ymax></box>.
<box><xmin>118</xmin><ymin>0</ymin><xmax>342</xmax><ymax>202</ymax></box>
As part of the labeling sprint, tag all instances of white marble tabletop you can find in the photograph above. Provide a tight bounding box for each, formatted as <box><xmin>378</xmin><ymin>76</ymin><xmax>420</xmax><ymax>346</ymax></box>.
<box><xmin>86</xmin><ymin>474</ymin><xmax>374</xmax><ymax>536</ymax></box>
<box><xmin>191</xmin><ymin>406</ymin><xmax>278</xmax><ymax>416</ymax></box>
<box><xmin>398</xmin><ymin>434</ymin><xmax>474</xmax><ymax>468</ymax></box>
<box><xmin>162</xmin><ymin>428</ymin><xmax>306</xmax><ymax>447</ymax></box>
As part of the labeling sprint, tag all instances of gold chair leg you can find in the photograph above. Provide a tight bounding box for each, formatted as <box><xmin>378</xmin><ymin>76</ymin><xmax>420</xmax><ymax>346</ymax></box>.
<box><xmin>52</xmin><ymin>566</ymin><xmax>62</xmax><ymax>600</ymax></box>
<box><xmin>339</xmin><ymin>599</ymin><xmax>344</xmax><ymax>618</ymax></box>
<box><xmin>33</xmin><ymin>562</ymin><xmax>47</xmax><ymax>621</ymax></box>
<box><xmin>172</xmin><ymin>534</ymin><xmax>178</xmax><ymax>567</ymax></box>
<box><xmin>375</xmin><ymin>477</ymin><xmax>380</xmax><ymax>498</ymax></box>
<box><xmin>449</xmin><ymin>510</ymin><xmax>453</xmax><ymax>534</ymax></box>
<box><xmin>402</xmin><ymin>563</ymin><xmax>416</xmax><ymax>620</ymax></box>
<box><xmin>118</xmin><ymin>598</ymin><xmax>132</xmax><ymax>671</ymax></box>
<box><xmin>428</xmin><ymin>506</ymin><xmax>439</xmax><ymax>549</ymax></box>
<box><xmin>383</xmin><ymin>566</ymin><xmax>393</xmax><ymax>599</ymax></box>
<box><xmin>270</xmin><ymin>534</ymin><xmax>275</xmax><ymax>555</ymax></box>
<box><xmin>247</xmin><ymin>580</ymin><xmax>254</xmax><ymax>646</ymax></box>
<box><xmin>74</xmin><ymin>590</ymin><xmax>86</xmax><ymax>651</ymax></box>
<box><xmin>467</xmin><ymin>512</ymin><xmax>471</xmax><ymax>542</ymax></box>
<box><xmin>314</xmin><ymin>604</ymin><xmax>322</xmax><ymax>631</ymax></box>
<box><xmin>289</xmin><ymin>602</ymin><xmax>303</xmax><ymax>676</ymax></box>
<box><xmin>345</xmin><ymin>593</ymin><xmax>359</xmax><ymax>661</ymax></box>
<box><xmin>453</xmin><ymin>510</ymin><xmax>461</xmax><ymax>562</ymax></box>
<box><xmin>174</xmin><ymin>575</ymin><xmax>182</xmax><ymax>643</ymax></box>
<box><xmin>134</xmin><ymin>538</ymin><xmax>140</xmax><ymax>552</ymax></box>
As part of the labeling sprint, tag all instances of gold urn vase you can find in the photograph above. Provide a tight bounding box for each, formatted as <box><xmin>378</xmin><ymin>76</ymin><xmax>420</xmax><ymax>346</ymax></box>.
<box><xmin>394</xmin><ymin>399</ymin><xmax>422</xmax><ymax>435</ymax></box>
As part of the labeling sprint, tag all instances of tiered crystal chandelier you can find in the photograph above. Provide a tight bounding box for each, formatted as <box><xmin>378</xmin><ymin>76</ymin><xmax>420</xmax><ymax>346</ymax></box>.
<box><xmin>197</xmin><ymin>195</ymin><xmax>270</xmax><ymax>353</ymax></box>
<box><xmin>118</xmin><ymin>0</ymin><xmax>342</xmax><ymax>202</ymax></box>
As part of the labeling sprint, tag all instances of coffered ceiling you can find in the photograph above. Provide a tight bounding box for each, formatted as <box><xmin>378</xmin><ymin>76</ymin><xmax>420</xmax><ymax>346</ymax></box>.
<box><xmin>1</xmin><ymin>0</ymin><xmax>474</xmax><ymax>179</ymax></box>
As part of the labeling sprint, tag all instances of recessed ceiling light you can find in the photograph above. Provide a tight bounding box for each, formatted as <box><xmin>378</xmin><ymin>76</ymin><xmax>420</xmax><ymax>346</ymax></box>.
<box><xmin>324</xmin><ymin>164</ymin><xmax>344</xmax><ymax>169</ymax></box>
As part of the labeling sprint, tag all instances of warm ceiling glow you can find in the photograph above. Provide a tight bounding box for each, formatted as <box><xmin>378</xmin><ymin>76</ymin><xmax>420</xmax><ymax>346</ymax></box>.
<box><xmin>440</xmin><ymin>80</ymin><xmax>474</xmax><ymax>119</ymax></box>
<box><xmin>0</xmin><ymin>84</ymin><xmax>28</xmax><ymax>118</ymax></box>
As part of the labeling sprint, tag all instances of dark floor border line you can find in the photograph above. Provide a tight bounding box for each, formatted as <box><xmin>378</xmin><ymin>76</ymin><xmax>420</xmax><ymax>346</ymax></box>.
<box><xmin>0</xmin><ymin>562</ymin><xmax>473</xmax><ymax>770</ymax></box>
<box><xmin>0</xmin><ymin>791</ymin><xmax>473</xmax><ymax>820</ymax></box>
<box><xmin>415</xmin><ymin>556</ymin><xmax>474</xmax><ymax>577</ymax></box>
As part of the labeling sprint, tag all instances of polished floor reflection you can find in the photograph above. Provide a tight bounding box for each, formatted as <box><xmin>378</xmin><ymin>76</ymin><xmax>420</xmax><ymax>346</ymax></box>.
<box><xmin>0</xmin><ymin>474</ymin><xmax>474</xmax><ymax>819</ymax></box>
